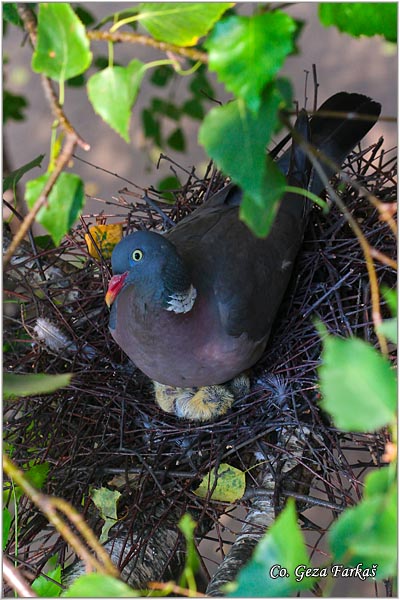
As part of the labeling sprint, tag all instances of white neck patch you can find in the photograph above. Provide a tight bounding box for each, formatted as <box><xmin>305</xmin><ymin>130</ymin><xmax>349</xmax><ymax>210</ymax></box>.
<box><xmin>166</xmin><ymin>284</ymin><xmax>197</xmax><ymax>314</ymax></box>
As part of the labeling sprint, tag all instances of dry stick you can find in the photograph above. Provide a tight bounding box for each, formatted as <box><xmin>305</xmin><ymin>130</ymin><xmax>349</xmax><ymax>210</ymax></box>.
<box><xmin>3</xmin><ymin>556</ymin><xmax>37</xmax><ymax>598</ymax></box>
<box><xmin>3</xmin><ymin>134</ymin><xmax>77</xmax><ymax>268</ymax></box>
<box><xmin>87</xmin><ymin>30</ymin><xmax>208</xmax><ymax>63</ymax></box>
<box><xmin>3</xmin><ymin>455</ymin><xmax>119</xmax><ymax>578</ymax></box>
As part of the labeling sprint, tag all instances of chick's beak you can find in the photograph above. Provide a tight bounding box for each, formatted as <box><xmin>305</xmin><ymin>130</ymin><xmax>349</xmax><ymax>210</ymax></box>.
<box><xmin>105</xmin><ymin>272</ymin><xmax>128</xmax><ymax>307</ymax></box>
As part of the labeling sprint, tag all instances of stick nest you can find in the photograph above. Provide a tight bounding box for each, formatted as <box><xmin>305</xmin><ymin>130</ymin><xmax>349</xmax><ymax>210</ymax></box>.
<box><xmin>3</xmin><ymin>140</ymin><xmax>397</xmax><ymax>590</ymax></box>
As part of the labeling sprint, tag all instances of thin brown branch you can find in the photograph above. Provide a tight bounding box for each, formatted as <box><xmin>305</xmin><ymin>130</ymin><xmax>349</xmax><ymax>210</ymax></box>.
<box><xmin>3</xmin><ymin>557</ymin><xmax>37</xmax><ymax>598</ymax></box>
<box><xmin>40</xmin><ymin>76</ymin><xmax>90</xmax><ymax>151</ymax></box>
<box><xmin>3</xmin><ymin>454</ymin><xmax>119</xmax><ymax>578</ymax></box>
<box><xmin>87</xmin><ymin>30</ymin><xmax>208</xmax><ymax>63</ymax></box>
<box><xmin>369</xmin><ymin>248</ymin><xmax>397</xmax><ymax>270</ymax></box>
<box><xmin>3</xmin><ymin>134</ymin><xmax>77</xmax><ymax>268</ymax></box>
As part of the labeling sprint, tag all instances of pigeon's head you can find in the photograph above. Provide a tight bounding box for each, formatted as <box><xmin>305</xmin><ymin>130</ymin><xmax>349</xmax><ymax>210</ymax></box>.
<box><xmin>105</xmin><ymin>230</ymin><xmax>197</xmax><ymax>314</ymax></box>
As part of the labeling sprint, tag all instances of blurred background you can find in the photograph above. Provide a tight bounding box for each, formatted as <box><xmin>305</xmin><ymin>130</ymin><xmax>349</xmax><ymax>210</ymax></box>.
<box><xmin>3</xmin><ymin>2</ymin><xmax>397</xmax><ymax>217</ymax></box>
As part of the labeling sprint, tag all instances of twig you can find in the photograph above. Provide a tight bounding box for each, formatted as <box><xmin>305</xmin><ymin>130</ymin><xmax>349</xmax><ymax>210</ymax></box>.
<box><xmin>148</xmin><ymin>581</ymin><xmax>207</xmax><ymax>597</ymax></box>
<box><xmin>3</xmin><ymin>557</ymin><xmax>37</xmax><ymax>598</ymax></box>
<box><xmin>3</xmin><ymin>455</ymin><xmax>119</xmax><ymax>578</ymax></box>
<box><xmin>87</xmin><ymin>30</ymin><xmax>208</xmax><ymax>63</ymax></box>
<box><xmin>3</xmin><ymin>134</ymin><xmax>77</xmax><ymax>268</ymax></box>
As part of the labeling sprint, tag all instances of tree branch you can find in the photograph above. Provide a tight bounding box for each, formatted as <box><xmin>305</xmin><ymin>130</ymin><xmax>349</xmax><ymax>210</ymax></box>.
<box><xmin>87</xmin><ymin>30</ymin><xmax>208</xmax><ymax>63</ymax></box>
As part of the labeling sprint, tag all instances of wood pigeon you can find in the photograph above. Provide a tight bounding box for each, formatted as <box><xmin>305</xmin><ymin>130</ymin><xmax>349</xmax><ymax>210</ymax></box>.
<box><xmin>106</xmin><ymin>92</ymin><xmax>381</xmax><ymax>421</ymax></box>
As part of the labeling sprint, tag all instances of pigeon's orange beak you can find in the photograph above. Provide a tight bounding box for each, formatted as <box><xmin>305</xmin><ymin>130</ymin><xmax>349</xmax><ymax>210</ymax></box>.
<box><xmin>105</xmin><ymin>272</ymin><xmax>128</xmax><ymax>307</ymax></box>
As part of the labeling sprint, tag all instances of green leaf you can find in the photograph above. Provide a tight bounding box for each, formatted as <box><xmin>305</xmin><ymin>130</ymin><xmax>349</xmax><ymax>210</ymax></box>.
<box><xmin>32</xmin><ymin>564</ymin><xmax>62</xmax><ymax>597</ymax></box>
<box><xmin>378</xmin><ymin>318</ymin><xmax>397</xmax><ymax>344</ymax></box>
<box><xmin>3</xmin><ymin>154</ymin><xmax>45</xmax><ymax>191</ymax></box>
<box><xmin>329</xmin><ymin>468</ymin><xmax>397</xmax><ymax>580</ymax></box>
<box><xmin>87</xmin><ymin>60</ymin><xmax>145</xmax><ymax>142</ymax></box>
<box><xmin>182</xmin><ymin>98</ymin><xmax>204</xmax><ymax>120</ymax></box>
<box><xmin>32</xmin><ymin>3</ymin><xmax>92</xmax><ymax>81</ymax></box>
<box><xmin>3</xmin><ymin>89</ymin><xmax>28</xmax><ymax>123</ymax></box>
<box><xmin>190</xmin><ymin>65</ymin><xmax>215</xmax><ymax>98</ymax></box>
<box><xmin>66</xmin><ymin>73</ymin><xmax>86</xmax><ymax>87</ymax></box>
<box><xmin>178</xmin><ymin>514</ymin><xmax>200</xmax><ymax>588</ymax></box>
<box><xmin>25</xmin><ymin>172</ymin><xmax>85</xmax><ymax>245</ymax></box>
<box><xmin>151</xmin><ymin>97</ymin><xmax>181</xmax><ymax>120</ymax></box>
<box><xmin>73</xmin><ymin>6</ymin><xmax>95</xmax><ymax>27</ymax></box>
<box><xmin>167</xmin><ymin>127</ymin><xmax>185</xmax><ymax>152</ymax></box>
<box><xmin>138</xmin><ymin>2</ymin><xmax>233</xmax><ymax>46</ymax></box>
<box><xmin>194</xmin><ymin>463</ymin><xmax>245</xmax><ymax>502</ymax></box>
<box><xmin>319</xmin><ymin>3</ymin><xmax>397</xmax><ymax>43</ymax></box>
<box><xmin>4</xmin><ymin>373</ymin><xmax>72</xmax><ymax>400</ymax></box>
<box><xmin>227</xmin><ymin>500</ymin><xmax>313</xmax><ymax>597</ymax></box>
<box><xmin>150</xmin><ymin>64</ymin><xmax>174</xmax><ymax>87</ymax></box>
<box><xmin>199</xmin><ymin>83</ymin><xmax>288</xmax><ymax>236</ymax></box>
<box><xmin>382</xmin><ymin>286</ymin><xmax>397</xmax><ymax>316</ymax></box>
<box><xmin>206</xmin><ymin>12</ymin><xmax>296</xmax><ymax>112</ymax></box>
<box><xmin>63</xmin><ymin>574</ymin><xmax>139</xmax><ymax>597</ymax></box>
<box><xmin>157</xmin><ymin>175</ymin><xmax>181</xmax><ymax>202</ymax></box>
<box><xmin>91</xmin><ymin>487</ymin><xmax>121</xmax><ymax>544</ymax></box>
<box><xmin>25</xmin><ymin>462</ymin><xmax>50</xmax><ymax>489</ymax></box>
<box><xmin>319</xmin><ymin>335</ymin><xmax>397</xmax><ymax>431</ymax></box>
<box><xmin>3</xmin><ymin>508</ymin><xmax>11</xmax><ymax>551</ymax></box>
<box><xmin>142</xmin><ymin>109</ymin><xmax>162</xmax><ymax>145</ymax></box>
<box><xmin>3</xmin><ymin>3</ymin><xmax>22</xmax><ymax>26</ymax></box>
<box><xmin>240</xmin><ymin>158</ymin><xmax>286</xmax><ymax>237</ymax></box>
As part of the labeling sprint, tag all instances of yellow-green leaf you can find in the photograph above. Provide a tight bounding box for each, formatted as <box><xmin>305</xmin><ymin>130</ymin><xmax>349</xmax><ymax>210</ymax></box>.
<box><xmin>194</xmin><ymin>463</ymin><xmax>245</xmax><ymax>502</ymax></box>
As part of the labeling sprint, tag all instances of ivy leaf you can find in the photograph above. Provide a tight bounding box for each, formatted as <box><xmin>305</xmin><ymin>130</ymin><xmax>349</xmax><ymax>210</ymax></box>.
<box><xmin>142</xmin><ymin>109</ymin><xmax>162</xmax><ymax>145</ymax></box>
<box><xmin>319</xmin><ymin>3</ymin><xmax>397</xmax><ymax>43</ymax></box>
<box><xmin>194</xmin><ymin>463</ymin><xmax>245</xmax><ymax>502</ymax></box>
<box><xmin>138</xmin><ymin>2</ymin><xmax>233</xmax><ymax>46</ymax></box>
<box><xmin>3</xmin><ymin>154</ymin><xmax>45</xmax><ymax>191</ymax></box>
<box><xmin>32</xmin><ymin>3</ymin><xmax>92</xmax><ymax>81</ymax></box>
<box><xmin>227</xmin><ymin>500</ymin><xmax>313</xmax><ymax>597</ymax></box>
<box><xmin>319</xmin><ymin>334</ymin><xmax>397</xmax><ymax>431</ymax></box>
<box><xmin>206</xmin><ymin>12</ymin><xmax>296</xmax><ymax>112</ymax></box>
<box><xmin>91</xmin><ymin>487</ymin><xmax>121</xmax><ymax>544</ymax></box>
<box><xmin>4</xmin><ymin>373</ymin><xmax>72</xmax><ymax>400</ymax></box>
<box><xmin>64</xmin><ymin>574</ymin><xmax>139</xmax><ymax>597</ymax></box>
<box><xmin>25</xmin><ymin>172</ymin><xmax>85</xmax><ymax>245</ymax></box>
<box><xmin>87</xmin><ymin>60</ymin><xmax>145</xmax><ymax>142</ymax></box>
<box><xmin>199</xmin><ymin>82</ymin><xmax>288</xmax><ymax>236</ymax></box>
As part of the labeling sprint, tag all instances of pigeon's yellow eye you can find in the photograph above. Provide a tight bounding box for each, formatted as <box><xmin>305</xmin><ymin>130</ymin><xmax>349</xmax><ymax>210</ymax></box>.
<box><xmin>132</xmin><ymin>249</ymin><xmax>143</xmax><ymax>262</ymax></box>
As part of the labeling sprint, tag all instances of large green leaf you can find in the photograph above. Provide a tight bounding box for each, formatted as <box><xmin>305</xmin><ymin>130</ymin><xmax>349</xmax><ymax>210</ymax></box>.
<box><xmin>32</xmin><ymin>3</ymin><xmax>92</xmax><ymax>81</ymax></box>
<box><xmin>329</xmin><ymin>467</ymin><xmax>397</xmax><ymax>580</ymax></box>
<box><xmin>206</xmin><ymin>12</ymin><xmax>296</xmax><ymax>112</ymax></box>
<box><xmin>87</xmin><ymin>60</ymin><xmax>145</xmax><ymax>142</ymax></box>
<box><xmin>227</xmin><ymin>500</ymin><xmax>313</xmax><ymax>597</ymax></box>
<box><xmin>3</xmin><ymin>154</ymin><xmax>45</xmax><ymax>191</ymax></box>
<box><xmin>138</xmin><ymin>2</ymin><xmax>233</xmax><ymax>46</ymax></box>
<box><xmin>319</xmin><ymin>3</ymin><xmax>397</xmax><ymax>43</ymax></box>
<box><xmin>199</xmin><ymin>82</ymin><xmax>288</xmax><ymax>236</ymax></box>
<box><xmin>64</xmin><ymin>574</ymin><xmax>139</xmax><ymax>597</ymax></box>
<box><xmin>4</xmin><ymin>373</ymin><xmax>72</xmax><ymax>400</ymax></box>
<box><xmin>25</xmin><ymin>172</ymin><xmax>85</xmax><ymax>245</ymax></box>
<box><xmin>319</xmin><ymin>335</ymin><xmax>397</xmax><ymax>432</ymax></box>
